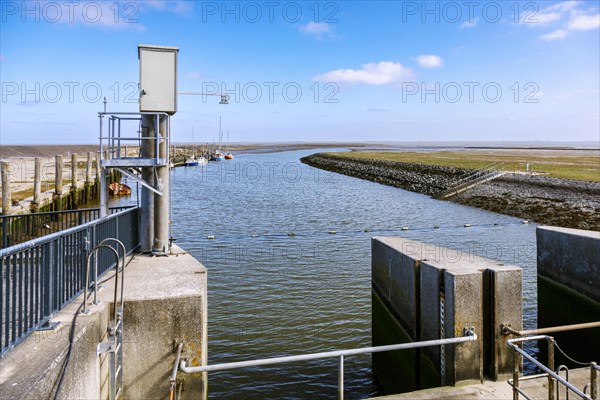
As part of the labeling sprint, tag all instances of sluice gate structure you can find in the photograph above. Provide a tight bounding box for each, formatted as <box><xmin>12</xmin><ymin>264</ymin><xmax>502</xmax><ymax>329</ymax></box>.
<box><xmin>1</xmin><ymin>43</ymin><xmax>598</xmax><ymax>400</ymax></box>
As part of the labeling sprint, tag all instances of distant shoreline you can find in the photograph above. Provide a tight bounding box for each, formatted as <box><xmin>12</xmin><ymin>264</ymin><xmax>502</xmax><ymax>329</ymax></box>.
<box><xmin>1</xmin><ymin>142</ymin><xmax>598</xmax><ymax>159</ymax></box>
<box><xmin>301</xmin><ymin>152</ymin><xmax>600</xmax><ymax>231</ymax></box>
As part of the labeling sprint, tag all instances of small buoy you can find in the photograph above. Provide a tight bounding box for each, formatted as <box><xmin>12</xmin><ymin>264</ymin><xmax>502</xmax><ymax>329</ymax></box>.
<box><xmin>207</xmin><ymin>235</ymin><xmax>215</xmax><ymax>240</ymax></box>
<box><xmin>522</xmin><ymin>220</ymin><xmax>529</xmax><ymax>224</ymax></box>
<box><xmin>433</xmin><ymin>225</ymin><xmax>440</xmax><ymax>229</ymax></box>
<box><xmin>464</xmin><ymin>224</ymin><xmax>472</xmax><ymax>228</ymax></box>
<box><xmin>328</xmin><ymin>230</ymin><xmax>337</xmax><ymax>234</ymax></box>
<box><xmin>401</xmin><ymin>227</ymin><xmax>409</xmax><ymax>231</ymax></box>
<box><xmin>287</xmin><ymin>232</ymin><xmax>296</xmax><ymax>236</ymax></box>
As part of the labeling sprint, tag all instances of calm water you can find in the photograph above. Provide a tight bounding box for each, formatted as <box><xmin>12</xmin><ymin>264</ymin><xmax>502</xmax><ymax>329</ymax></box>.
<box><xmin>170</xmin><ymin>149</ymin><xmax>538</xmax><ymax>400</ymax></box>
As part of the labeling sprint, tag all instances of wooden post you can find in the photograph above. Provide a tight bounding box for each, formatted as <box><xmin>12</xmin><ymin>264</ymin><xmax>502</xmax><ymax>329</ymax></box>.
<box><xmin>55</xmin><ymin>155</ymin><xmax>63</xmax><ymax>211</ymax></box>
<box><xmin>33</xmin><ymin>157</ymin><xmax>41</xmax><ymax>206</ymax></box>
<box><xmin>71</xmin><ymin>153</ymin><xmax>78</xmax><ymax>188</ymax></box>
<box><xmin>70</xmin><ymin>153</ymin><xmax>78</xmax><ymax>208</ymax></box>
<box><xmin>86</xmin><ymin>152</ymin><xmax>92</xmax><ymax>184</ymax></box>
<box><xmin>1</xmin><ymin>161</ymin><xmax>11</xmax><ymax>215</ymax></box>
<box><xmin>96</xmin><ymin>152</ymin><xmax>101</xmax><ymax>181</ymax></box>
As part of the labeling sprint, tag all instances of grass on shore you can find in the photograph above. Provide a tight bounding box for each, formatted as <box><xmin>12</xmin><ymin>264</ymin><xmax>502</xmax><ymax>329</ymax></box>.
<box><xmin>328</xmin><ymin>150</ymin><xmax>600</xmax><ymax>182</ymax></box>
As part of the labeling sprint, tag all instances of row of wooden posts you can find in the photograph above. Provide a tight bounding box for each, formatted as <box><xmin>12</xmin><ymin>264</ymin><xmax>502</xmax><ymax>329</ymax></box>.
<box><xmin>1</xmin><ymin>152</ymin><xmax>102</xmax><ymax>215</ymax></box>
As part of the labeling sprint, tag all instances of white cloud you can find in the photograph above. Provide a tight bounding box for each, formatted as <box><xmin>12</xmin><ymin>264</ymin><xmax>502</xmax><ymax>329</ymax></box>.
<box><xmin>540</xmin><ymin>29</ymin><xmax>569</xmax><ymax>40</ymax></box>
<box><xmin>313</xmin><ymin>61</ymin><xmax>414</xmax><ymax>85</ymax></box>
<box><xmin>416</xmin><ymin>55</ymin><xmax>443</xmax><ymax>69</ymax></box>
<box><xmin>534</xmin><ymin>12</ymin><xmax>562</xmax><ymax>25</ymax></box>
<box><xmin>460</xmin><ymin>18</ymin><xmax>479</xmax><ymax>29</ymax></box>
<box><xmin>299</xmin><ymin>22</ymin><xmax>332</xmax><ymax>39</ymax></box>
<box><xmin>532</xmin><ymin>1</ymin><xmax>600</xmax><ymax>40</ymax></box>
<box><xmin>567</xmin><ymin>13</ymin><xmax>600</xmax><ymax>30</ymax></box>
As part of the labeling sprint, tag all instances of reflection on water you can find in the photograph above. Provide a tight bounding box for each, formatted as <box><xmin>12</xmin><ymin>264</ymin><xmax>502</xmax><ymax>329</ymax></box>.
<box><xmin>170</xmin><ymin>149</ymin><xmax>537</xmax><ymax>399</ymax></box>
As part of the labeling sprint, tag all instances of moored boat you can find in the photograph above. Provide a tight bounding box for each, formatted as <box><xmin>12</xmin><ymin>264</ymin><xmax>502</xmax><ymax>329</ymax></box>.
<box><xmin>185</xmin><ymin>156</ymin><xmax>199</xmax><ymax>166</ymax></box>
<box><xmin>108</xmin><ymin>182</ymin><xmax>132</xmax><ymax>196</ymax></box>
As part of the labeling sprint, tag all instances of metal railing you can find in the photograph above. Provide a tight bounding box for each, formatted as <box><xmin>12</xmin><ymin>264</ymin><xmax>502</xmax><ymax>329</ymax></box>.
<box><xmin>508</xmin><ymin>335</ymin><xmax>598</xmax><ymax>400</ymax></box>
<box><xmin>0</xmin><ymin>206</ymin><xmax>134</xmax><ymax>249</ymax></box>
<box><xmin>0</xmin><ymin>207</ymin><xmax>140</xmax><ymax>355</ymax></box>
<box><xmin>438</xmin><ymin>162</ymin><xmax>505</xmax><ymax>199</ymax></box>
<box><xmin>172</xmin><ymin>329</ymin><xmax>478</xmax><ymax>400</ymax></box>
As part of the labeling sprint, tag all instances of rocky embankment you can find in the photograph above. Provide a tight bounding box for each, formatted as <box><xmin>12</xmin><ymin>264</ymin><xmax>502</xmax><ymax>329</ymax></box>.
<box><xmin>301</xmin><ymin>153</ymin><xmax>600</xmax><ymax>231</ymax></box>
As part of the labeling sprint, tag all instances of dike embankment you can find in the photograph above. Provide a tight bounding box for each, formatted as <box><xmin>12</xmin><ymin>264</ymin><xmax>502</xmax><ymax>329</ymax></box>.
<box><xmin>300</xmin><ymin>153</ymin><xmax>600</xmax><ymax>231</ymax></box>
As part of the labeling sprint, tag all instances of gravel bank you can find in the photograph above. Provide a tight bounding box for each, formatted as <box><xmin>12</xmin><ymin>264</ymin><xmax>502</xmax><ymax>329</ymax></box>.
<box><xmin>301</xmin><ymin>153</ymin><xmax>600</xmax><ymax>231</ymax></box>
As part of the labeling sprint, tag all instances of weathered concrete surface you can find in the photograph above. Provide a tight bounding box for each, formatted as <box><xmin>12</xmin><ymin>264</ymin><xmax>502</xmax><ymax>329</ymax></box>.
<box><xmin>0</xmin><ymin>285</ymin><xmax>110</xmax><ymax>399</ymax></box>
<box><xmin>0</xmin><ymin>244</ymin><xmax>207</xmax><ymax>399</ymax></box>
<box><xmin>372</xmin><ymin>237</ymin><xmax>522</xmax><ymax>394</ymax></box>
<box><xmin>537</xmin><ymin>226</ymin><xmax>600</xmax><ymax>368</ymax></box>
<box><xmin>368</xmin><ymin>367</ymin><xmax>594</xmax><ymax>400</ymax></box>
<box><xmin>117</xmin><ymin>245</ymin><xmax>207</xmax><ymax>399</ymax></box>
<box><xmin>537</xmin><ymin>226</ymin><xmax>600</xmax><ymax>302</ymax></box>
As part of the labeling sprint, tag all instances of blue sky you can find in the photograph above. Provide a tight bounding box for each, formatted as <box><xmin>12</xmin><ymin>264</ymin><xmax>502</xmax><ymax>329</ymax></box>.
<box><xmin>1</xmin><ymin>0</ymin><xmax>599</xmax><ymax>144</ymax></box>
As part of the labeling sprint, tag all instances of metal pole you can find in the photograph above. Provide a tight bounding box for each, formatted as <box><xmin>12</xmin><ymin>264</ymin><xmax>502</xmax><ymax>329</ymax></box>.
<box><xmin>503</xmin><ymin>322</ymin><xmax>600</xmax><ymax>337</ymax></box>
<box><xmin>140</xmin><ymin>115</ymin><xmax>155</xmax><ymax>253</ymax></box>
<box><xmin>180</xmin><ymin>332</ymin><xmax>477</xmax><ymax>373</ymax></box>
<box><xmin>153</xmin><ymin>114</ymin><xmax>169</xmax><ymax>255</ymax></box>
<box><xmin>513</xmin><ymin>343</ymin><xmax>520</xmax><ymax>400</ymax></box>
<box><xmin>548</xmin><ymin>337</ymin><xmax>555</xmax><ymax>400</ymax></box>
<box><xmin>99</xmin><ymin>166</ymin><xmax>108</xmax><ymax>218</ymax></box>
<box><xmin>1</xmin><ymin>161</ymin><xmax>11</xmax><ymax>215</ymax></box>
<box><xmin>591</xmin><ymin>362</ymin><xmax>598</xmax><ymax>400</ymax></box>
<box><xmin>338</xmin><ymin>355</ymin><xmax>344</xmax><ymax>400</ymax></box>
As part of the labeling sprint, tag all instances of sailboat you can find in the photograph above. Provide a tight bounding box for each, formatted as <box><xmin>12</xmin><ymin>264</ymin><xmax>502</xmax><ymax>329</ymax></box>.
<box><xmin>210</xmin><ymin>117</ymin><xmax>225</xmax><ymax>161</ymax></box>
<box><xmin>185</xmin><ymin>128</ymin><xmax>199</xmax><ymax>166</ymax></box>
<box><xmin>224</xmin><ymin>130</ymin><xmax>234</xmax><ymax>160</ymax></box>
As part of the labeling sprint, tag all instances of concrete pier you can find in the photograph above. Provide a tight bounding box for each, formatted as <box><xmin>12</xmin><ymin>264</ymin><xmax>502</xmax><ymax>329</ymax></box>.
<box><xmin>0</xmin><ymin>245</ymin><xmax>208</xmax><ymax>399</ymax></box>
<box><xmin>372</xmin><ymin>237</ymin><xmax>522</xmax><ymax>394</ymax></box>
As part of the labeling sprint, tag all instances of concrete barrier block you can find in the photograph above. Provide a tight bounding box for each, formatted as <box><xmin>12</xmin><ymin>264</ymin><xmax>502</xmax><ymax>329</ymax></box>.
<box><xmin>419</xmin><ymin>261</ymin><xmax>443</xmax><ymax>388</ymax></box>
<box><xmin>537</xmin><ymin>226</ymin><xmax>600</xmax><ymax>303</ymax></box>
<box><xmin>487</xmin><ymin>267</ymin><xmax>522</xmax><ymax>380</ymax></box>
<box><xmin>372</xmin><ymin>237</ymin><xmax>421</xmax><ymax>339</ymax></box>
<box><xmin>444</xmin><ymin>269</ymin><xmax>483</xmax><ymax>384</ymax></box>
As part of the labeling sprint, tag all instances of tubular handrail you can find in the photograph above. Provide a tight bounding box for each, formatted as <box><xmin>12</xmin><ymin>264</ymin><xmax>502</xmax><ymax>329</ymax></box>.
<box><xmin>176</xmin><ymin>329</ymin><xmax>477</xmax><ymax>400</ymax></box>
<box><xmin>507</xmin><ymin>335</ymin><xmax>596</xmax><ymax>400</ymax></box>
<box><xmin>502</xmin><ymin>322</ymin><xmax>600</xmax><ymax>337</ymax></box>
<box><xmin>99</xmin><ymin>238</ymin><xmax>127</xmax><ymax>324</ymax></box>
<box><xmin>82</xmin><ymin>245</ymin><xmax>120</xmax><ymax>314</ymax></box>
<box><xmin>0</xmin><ymin>206</ymin><xmax>135</xmax><ymax>249</ymax></box>
<box><xmin>1</xmin><ymin>206</ymin><xmax>140</xmax><ymax>355</ymax></box>
<box><xmin>0</xmin><ymin>207</ymin><xmax>135</xmax><ymax>257</ymax></box>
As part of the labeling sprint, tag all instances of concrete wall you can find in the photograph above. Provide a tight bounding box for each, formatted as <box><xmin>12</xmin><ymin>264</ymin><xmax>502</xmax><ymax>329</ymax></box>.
<box><xmin>0</xmin><ymin>245</ymin><xmax>208</xmax><ymax>399</ymax></box>
<box><xmin>537</xmin><ymin>226</ymin><xmax>600</xmax><ymax>365</ymax></box>
<box><xmin>372</xmin><ymin>237</ymin><xmax>522</xmax><ymax>394</ymax></box>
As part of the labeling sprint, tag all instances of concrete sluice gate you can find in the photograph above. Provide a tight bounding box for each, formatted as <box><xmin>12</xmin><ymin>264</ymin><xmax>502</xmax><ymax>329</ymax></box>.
<box><xmin>372</xmin><ymin>237</ymin><xmax>522</xmax><ymax>393</ymax></box>
<box><xmin>372</xmin><ymin>226</ymin><xmax>599</xmax><ymax>397</ymax></box>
